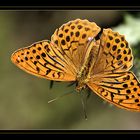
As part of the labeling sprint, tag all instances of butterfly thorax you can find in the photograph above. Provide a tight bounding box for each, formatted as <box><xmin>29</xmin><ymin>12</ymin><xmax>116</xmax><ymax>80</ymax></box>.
<box><xmin>76</xmin><ymin>59</ymin><xmax>94</xmax><ymax>91</ymax></box>
<box><xmin>76</xmin><ymin>39</ymin><xmax>98</xmax><ymax>92</ymax></box>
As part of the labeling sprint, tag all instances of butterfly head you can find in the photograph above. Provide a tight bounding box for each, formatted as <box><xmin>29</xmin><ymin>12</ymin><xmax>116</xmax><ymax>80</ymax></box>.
<box><xmin>75</xmin><ymin>78</ymin><xmax>89</xmax><ymax>92</ymax></box>
<box><xmin>76</xmin><ymin>83</ymin><xmax>86</xmax><ymax>92</ymax></box>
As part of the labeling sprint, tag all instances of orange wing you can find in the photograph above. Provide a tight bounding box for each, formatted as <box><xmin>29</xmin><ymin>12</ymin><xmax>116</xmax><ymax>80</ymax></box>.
<box><xmin>91</xmin><ymin>28</ymin><xmax>133</xmax><ymax>76</ymax></box>
<box><xmin>51</xmin><ymin>19</ymin><xmax>101</xmax><ymax>72</ymax></box>
<box><xmin>87</xmin><ymin>72</ymin><xmax>140</xmax><ymax>111</ymax></box>
<box><xmin>87</xmin><ymin>28</ymin><xmax>140</xmax><ymax>111</ymax></box>
<box><xmin>11</xmin><ymin>40</ymin><xmax>75</xmax><ymax>81</ymax></box>
<box><xmin>11</xmin><ymin>19</ymin><xmax>101</xmax><ymax>82</ymax></box>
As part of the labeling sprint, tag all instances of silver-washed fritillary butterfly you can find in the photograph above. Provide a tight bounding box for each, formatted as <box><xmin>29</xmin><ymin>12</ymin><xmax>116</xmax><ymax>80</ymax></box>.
<box><xmin>11</xmin><ymin>19</ymin><xmax>140</xmax><ymax>111</ymax></box>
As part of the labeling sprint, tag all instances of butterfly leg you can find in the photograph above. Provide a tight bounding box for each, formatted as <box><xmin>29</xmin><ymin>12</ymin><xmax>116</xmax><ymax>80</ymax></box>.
<box><xmin>49</xmin><ymin>80</ymin><xmax>54</xmax><ymax>89</ymax></box>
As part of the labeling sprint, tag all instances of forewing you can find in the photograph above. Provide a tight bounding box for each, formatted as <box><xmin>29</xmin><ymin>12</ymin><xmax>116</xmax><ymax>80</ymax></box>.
<box><xmin>11</xmin><ymin>19</ymin><xmax>101</xmax><ymax>81</ymax></box>
<box><xmin>11</xmin><ymin>40</ymin><xmax>76</xmax><ymax>81</ymax></box>
<box><xmin>92</xmin><ymin>28</ymin><xmax>133</xmax><ymax>75</ymax></box>
<box><xmin>51</xmin><ymin>19</ymin><xmax>101</xmax><ymax>72</ymax></box>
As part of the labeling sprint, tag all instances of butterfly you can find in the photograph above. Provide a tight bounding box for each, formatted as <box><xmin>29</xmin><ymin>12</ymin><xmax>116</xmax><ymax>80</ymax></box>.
<box><xmin>11</xmin><ymin>18</ymin><xmax>140</xmax><ymax>112</ymax></box>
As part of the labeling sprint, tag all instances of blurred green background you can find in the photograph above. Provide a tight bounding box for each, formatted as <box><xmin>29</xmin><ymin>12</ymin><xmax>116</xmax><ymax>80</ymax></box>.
<box><xmin>1</xmin><ymin>10</ymin><xmax>140</xmax><ymax>129</ymax></box>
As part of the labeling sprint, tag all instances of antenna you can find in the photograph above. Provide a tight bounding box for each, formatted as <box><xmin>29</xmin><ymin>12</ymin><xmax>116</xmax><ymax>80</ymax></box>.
<box><xmin>48</xmin><ymin>90</ymin><xmax>74</xmax><ymax>104</ymax></box>
<box><xmin>80</xmin><ymin>94</ymin><xmax>88</xmax><ymax>120</ymax></box>
<box><xmin>80</xmin><ymin>90</ymin><xmax>91</xmax><ymax>120</ymax></box>
<box><xmin>49</xmin><ymin>81</ymin><xmax>54</xmax><ymax>89</ymax></box>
